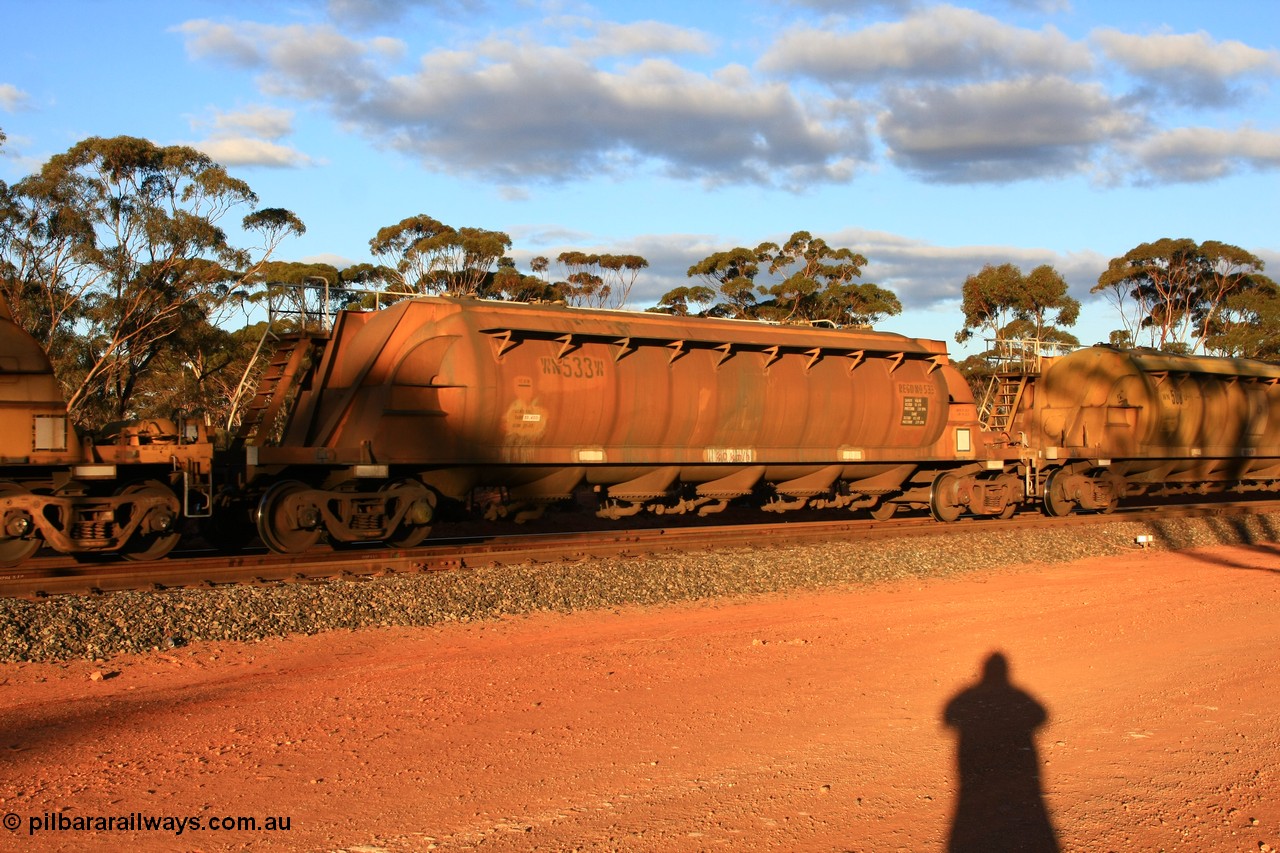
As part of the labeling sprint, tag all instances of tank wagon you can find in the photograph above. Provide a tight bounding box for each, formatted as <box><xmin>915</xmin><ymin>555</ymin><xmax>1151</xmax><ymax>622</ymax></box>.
<box><xmin>996</xmin><ymin>345</ymin><xmax>1280</xmax><ymax>515</ymax></box>
<box><xmin>217</xmin><ymin>296</ymin><xmax>1022</xmax><ymax>553</ymax></box>
<box><xmin>0</xmin><ymin>295</ymin><xmax>213</xmax><ymax>566</ymax></box>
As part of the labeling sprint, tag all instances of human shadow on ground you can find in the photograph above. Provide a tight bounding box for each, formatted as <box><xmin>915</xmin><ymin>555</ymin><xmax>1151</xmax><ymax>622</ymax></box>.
<box><xmin>942</xmin><ymin>651</ymin><xmax>1059</xmax><ymax>853</ymax></box>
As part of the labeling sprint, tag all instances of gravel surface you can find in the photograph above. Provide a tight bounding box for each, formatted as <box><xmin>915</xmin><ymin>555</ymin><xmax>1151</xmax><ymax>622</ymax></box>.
<box><xmin>2</xmin><ymin>510</ymin><xmax>1275</xmax><ymax>662</ymax></box>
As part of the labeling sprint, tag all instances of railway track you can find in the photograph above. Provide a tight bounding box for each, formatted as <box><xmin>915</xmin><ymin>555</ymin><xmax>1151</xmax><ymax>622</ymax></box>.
<box><xmin>3</xmin><ymin>499</ymin><xmax>1275</xmax><ymax>600</ymax></box>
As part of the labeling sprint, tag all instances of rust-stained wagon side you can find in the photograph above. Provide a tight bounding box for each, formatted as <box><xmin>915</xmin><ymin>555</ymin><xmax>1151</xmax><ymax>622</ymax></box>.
<box><xmin>0</xmin><ymin>295</ymin><xmax>212</xmax><ymax>565</ymax></box>
<box><xmin>226</xmin><ymin>296</ymin><xmax>1016</xmax><ymax>552</ymax></box>
<box><xmin>990</xmin><ymin>344</ymin><xmax>1280</xmax><ymax>515</ymax></box>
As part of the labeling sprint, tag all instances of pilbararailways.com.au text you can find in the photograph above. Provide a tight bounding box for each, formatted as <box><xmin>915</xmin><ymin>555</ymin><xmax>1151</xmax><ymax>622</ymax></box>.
<box><xmin>6</xmin><ymin>811</ymin><xmax>292</xmax><ymax>836</ymax></box>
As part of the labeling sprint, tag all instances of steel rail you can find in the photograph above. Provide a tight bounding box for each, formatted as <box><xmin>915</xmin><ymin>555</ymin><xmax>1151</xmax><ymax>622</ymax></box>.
<box><xmin>2</xmin><ymin>500</ymin><xmax>1275</xmax><ymax>600</ymax></box>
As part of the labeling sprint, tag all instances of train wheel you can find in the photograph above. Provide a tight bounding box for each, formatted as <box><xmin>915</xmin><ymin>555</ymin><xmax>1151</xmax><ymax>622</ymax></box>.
<box><xmin>929</xmin><ymin>472</ymin><xmax>965</xmax><ymax>523</ymax></box>
<box><xmin>1043</xmin><ymin>469</ymin><xmax>1076</xmax><ymax>517</ymax></box>
<box><xmin>118</xmin><ymin>481</ymin><xmax>181</xmax><ymax>561</ymax></box>
<box><xmin>383</xmin><ymin>479</ymin><xmax>436</xmax><ymax>548</ymax></box>
<box><xmin>256</xmin><ymin>480</ymin><xmax>322</xmax><ymax>554</ymax></box>
<box><xmin>0</xmin><ymin>483</ymin><xmax>41</xmax><ymax>566</ymax></box>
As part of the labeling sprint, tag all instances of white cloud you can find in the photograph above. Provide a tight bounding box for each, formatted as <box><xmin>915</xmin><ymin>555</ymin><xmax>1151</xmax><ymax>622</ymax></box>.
<box><xmin>761</xmin><ymin>5</ymin><xmax>1092</xmax><ymax>83</ymax></box>
<box><xmin>1124</xmin><ymin>126</ymin><xmax>1280</xmax><ymax>183</ymax></box>
<box><xmin>177</xmin><ymin>20</ymin><xmax>395</xmax><ymax>103</ymax></box>
<box><xmin>1093</xmin><ymin>28</ymin><xmax>1280</xmax><ymax>106</ymax></box>
<box><xmin>325</xmin><ymin>0</ymin><xmax>482</xmax><ymax>28</ymax></box>
<box><xmin>187</xmin><ymin>106</ymin><xmax>316</xmax><ymax>168</ymax></box>
<box><xmin>179</xmin><ymin>20</ymin><xmax>870</xmax><ymax>188</ymax></box>
<box><xmin>193</xmin><ymin>137</ymin><xmax>317</xmax><ymax>168</ymax></box>
<box><xmin>174</xmin><ymin>20</ymin><xmax>266</xmax><ymax>68</ymax></box>
<box><xmin>0</xmin><ymin>83</ymin><xmax>31</xmax><ymax>112</ymax></box>
<box><xmin>829</xmin><ymin>227</ymin><xmax>1103</xmax><ymax>306</ymax></box>
<box><xmin>569</xmin><ymin>20</ymin><xmax>716</xmax><ymax>60</ymax></box>
<box><xmin>209</xmin><ymin>106</ymin><xmax>296</xmax><ymax>141</ymax></box>
<box><xmin>879</xmin><ymin>76</ymin><xmax>1143</xmax><ymax>182</ymax></box>
<box><xmin>174</xmin><ymin>11</ymin><xmax>1280</xmax><ymax>191</ymax></box>
<box><xmin>786</xmin><ymin>0</ymin><xmax>1072</xmax><ymax>11</ymax></box>
<box><xmin>301</xmin><ymin>251</ymin><xmax>358</xmax><ymax>268</ymax></box>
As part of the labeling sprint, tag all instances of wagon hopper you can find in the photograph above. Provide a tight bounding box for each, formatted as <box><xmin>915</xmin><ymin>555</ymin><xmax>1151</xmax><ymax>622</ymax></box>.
<box><xmin>232</xmin><ymin>297</ymin><xmax>1014</xmax><ymax>552</ymax></box>
<box><xmin>0</xmin><ymin>295</ymin><xmax>212</xmax><ymax>565</ymax></box>
<box><xmin>999</xmin><ymin>346</ymin><xmax>1280</xmax><ymax>515</ymax></box>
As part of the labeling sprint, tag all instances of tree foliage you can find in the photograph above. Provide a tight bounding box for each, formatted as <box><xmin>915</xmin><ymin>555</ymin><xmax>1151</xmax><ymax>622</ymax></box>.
<box><xmin>552</xmin><ymin>252</ymin><xmax>649</xmax><ymax>308</ymax></box>
<box><xmin>368</xmin><ymin>214</ymin><xmax>512</xmax><ymax>297</ymax></box>
<box><xmin>652</xmin><ymin>284</ymin><xmax>716</xmax><ymax>316</ymax></box>
<box><xmin>956</xmin><ymin>262</ymin><xmax>1080</xmax><ymax>347</ymax></box>
<box><xmin>599</xmin><ymin>254</ymin><xmax>648</xmax><ymax>308</ymax></box>
<box><xmin>556</xmin><ymin>251</ymin><xmax>607</xmax><ymax>307</ymax></box>
<box><xmin>758</xmin><ymin>231</ymin><xmax>871</xmax><ymax>323</ymax></box>
<box><xmin>1092</xmin><ymin>238</ymin><xmax>1272</xmax><ymax>353</ymax></box>
<box><xmin>685</xmin><ymin>246</ymin><xmax>769</xmax><ymax>318</ymax></box>
<box><xmin>671</xmin><ymin>232</ymin><xmax>900</xmax><ymax>326</ymax></box>
<box><xmin>367</xmin><ymin>215</ymin><xmax>648</xmax><ymax>309</ymax></box>
<box><xmin>0</xmin><ymin>135</ymin><xmax>302</xmax><ymax>424</ymax></box>
<box><xmin>1203</xmin><ymin>279</ymin><xmax>1280</xmax><ymax>359</ymax></box>
<box><xmin>490</xmin><ymin>256</ymin><xmax>559</xmax><ymax>303</ymax></box>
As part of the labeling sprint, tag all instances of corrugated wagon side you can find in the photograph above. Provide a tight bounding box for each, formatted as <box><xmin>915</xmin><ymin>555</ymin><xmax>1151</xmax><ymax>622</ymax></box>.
<box><xmin>226</xmin><ymin>296</ymin><xmax>1015</xmax><ymax>552</ymax></box>
<box><xmin>1003</xmin><ymin>345</ymin><xmax>1280</xmax><ymax>515</ymax></box>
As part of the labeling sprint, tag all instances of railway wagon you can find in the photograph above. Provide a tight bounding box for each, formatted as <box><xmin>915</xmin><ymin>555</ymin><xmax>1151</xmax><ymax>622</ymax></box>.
<box><xmin>0</xmin><ymin>295</ymin><xmax>212</xmax><ymax>565</ymax></box>
<box><xmin>1002</xmin><ymin>346</ymin><xmax>1280</xmax><ymax>515</ymax></box>
<box><xmin>231</xmin><ymin>296</ymin><xmax>1014</xmax><ymax>552</ymax></box>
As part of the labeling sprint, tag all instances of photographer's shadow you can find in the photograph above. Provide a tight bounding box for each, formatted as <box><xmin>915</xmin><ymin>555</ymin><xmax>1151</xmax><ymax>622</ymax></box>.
<box><xmin>943</xmin><ymin>652</ymin><xmax>1060</xmax><ymax>852</ymax></box>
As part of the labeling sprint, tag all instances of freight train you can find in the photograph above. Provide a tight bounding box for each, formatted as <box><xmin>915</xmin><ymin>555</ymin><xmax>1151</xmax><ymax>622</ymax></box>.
<box><xmin>4</xmin><ymin>293</ymin><xmax>1280</xmax><ymax>566</ymax></box>
<box><xmin>0</xmin><ymin>295</ymin><xmax>212</xmax><ymax>566</ymax></box>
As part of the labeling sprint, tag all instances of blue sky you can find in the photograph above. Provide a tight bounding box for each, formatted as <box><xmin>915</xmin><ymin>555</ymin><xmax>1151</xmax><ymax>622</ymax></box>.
<box><xmin>2</xmin><ymin>0</ymin><xmax>1277</xmax><ymax>353</ymax></box>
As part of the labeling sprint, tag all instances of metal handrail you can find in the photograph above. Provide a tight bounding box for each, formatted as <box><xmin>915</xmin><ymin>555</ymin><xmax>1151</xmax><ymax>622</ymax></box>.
<box><xmin>984</xmin><ymin>338</ymin><xmax>1079</xmax><ymax>373</ymax></box>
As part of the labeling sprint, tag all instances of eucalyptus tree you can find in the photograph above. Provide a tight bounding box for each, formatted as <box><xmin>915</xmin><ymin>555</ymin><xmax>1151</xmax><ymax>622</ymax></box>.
<box><xmin>681</xmin><ymin>233</ymin><xmax>897</xmax><ymax>326</ymax></box>
<box><xmin>368</xmin><ymin>214</ymin><xmax>453</xmax><ymax>294</ymax></box>
<box><xmin>1092</xmin><ymin>238</ymin><xmax>1271</xmax><ymax>353</ymax></box>
<box><xmin>819</xmin><ymin>281</ymin><xmax>902</xmax><ymax>327</ymax></box>
<box><xmin>0</xmin><ymin>135</ymin><xmax>303</xmax><ymax>423</ymax></box>
<box><xmin>545</xmin><ymin>252</ymin><xmax>651</xmax><ymax>308</ymax></box>
<box><xmin>490</xmin><ymin>257</ymin><xmax>559</xmax><ymax>302</ymax></box>
<box><xmin>556</xmin><ymin>251</ymin><xmax>608</xmax><ymax>307</ymax></box>
<box><xmin>369</xmin><ymin>214</ymin><xmax>512</xmax><ymax>297</ymax></box>
<box><xmin>757</xmin><ymin>231</ymin><xmax>873</xmax><ymax>323</ymax></box>
<box><xmin>956</xmin><ymin>263</ymin><xmax>1080</xmax><ymax>348</ymax></box>
<box><xmin>653</xmin><ymin>284</ymin><xmax>717</xmax><ymax>316</ymax></box>
<box><xmin>685</xmin><ymin>246</ymin><xmax>770</xmax><ymax>318</ymax></box>
<box><xmin>598</xmin><ymin>254</ymin><xmax>648</xmax><ymax>308</ymax></box>
<box><xmin>1204</xmin><ymin>280</ymin><xmax>1280</xmax><ymax>359</ymax></box>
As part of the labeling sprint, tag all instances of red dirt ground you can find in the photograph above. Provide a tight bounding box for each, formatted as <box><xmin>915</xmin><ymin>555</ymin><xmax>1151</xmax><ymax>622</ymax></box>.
<box><xmin>2</xmin><ymin>541</ymin><xmax>1279</xmax><ymax>852</ymax></box>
